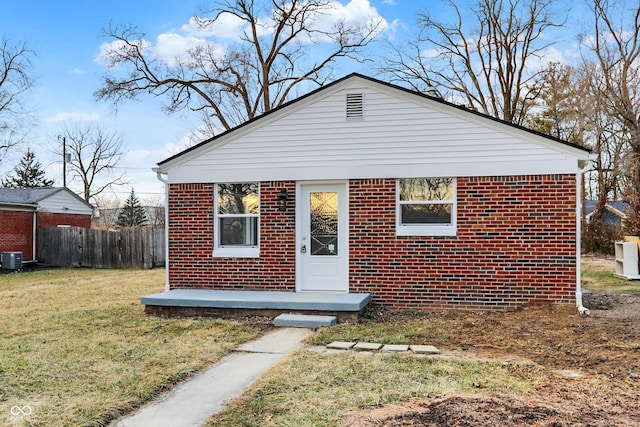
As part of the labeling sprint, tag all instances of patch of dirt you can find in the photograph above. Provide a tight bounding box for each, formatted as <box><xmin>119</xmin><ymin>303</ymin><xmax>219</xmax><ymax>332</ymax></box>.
<box><xmin>345</xmin><ymin>386</ymin><xmax>639</xmax><ymax>426</ymax></box>
<box><xmin>347</xmin><ymin>297</ymin><xmax>640</xmax><ymax>426</ymax></box>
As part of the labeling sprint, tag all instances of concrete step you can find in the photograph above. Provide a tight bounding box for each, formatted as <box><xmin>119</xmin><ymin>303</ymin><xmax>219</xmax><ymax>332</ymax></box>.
<box><xmin>273</xmin><ymin>313</ymin><xmax>337</xmax><ymax>328</ymax></box>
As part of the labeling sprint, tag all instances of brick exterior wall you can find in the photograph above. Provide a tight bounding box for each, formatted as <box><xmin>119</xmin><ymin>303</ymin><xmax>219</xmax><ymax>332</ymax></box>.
<box><xmin>0</xmin><ymin>210</ymin><xmax>33</xmax><ymax>259</ymax></box>
<box><xmin>349</xmin><ymin>175</ymin><xmax>576</xmax><ymax>310</ymax></box>
<box><xmin>166</xmin><ymin>174</ymin><xmax>577</xmax><ymax>311</ymax></box>
<box><xmin>37</xmin><ymin>212</ymin><xmax>91</xmax><ymax>229</ymax></box>
<box><xmin>168</xmin><ymin>181</ymin><xmax>296</xmax><ymax>290</ymax></box>
<box><xmin>0</xmin><ymin>210</ymin><xmax>92</xmax><ymax>261</ymax></box>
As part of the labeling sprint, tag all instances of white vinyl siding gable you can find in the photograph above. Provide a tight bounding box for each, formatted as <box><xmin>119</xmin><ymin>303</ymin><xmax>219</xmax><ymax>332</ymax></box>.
<box><xmin>162</xmin><ymin>77</ymin><xmax>590</xmax><ymax>184</ymax></box>
<box><xmin>39</xmin><ymin>191</ymin><xmax>93</xmax><ymax>215</ymax></box>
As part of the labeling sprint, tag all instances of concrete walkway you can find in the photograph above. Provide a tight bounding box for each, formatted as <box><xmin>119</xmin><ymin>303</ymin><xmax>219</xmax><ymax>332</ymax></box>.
<box><xmin>111</xmin><ymin>327</ymin><xmax>313</xmax><ymax>427</ymax></box>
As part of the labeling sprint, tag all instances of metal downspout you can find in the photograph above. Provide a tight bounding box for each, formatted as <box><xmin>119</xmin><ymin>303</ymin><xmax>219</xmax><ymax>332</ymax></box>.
<box><xmin>154</xmin><ymin>168</ymin><xmax>170</xmax><ymax>292</ymax></box>
<box><xmin>32</xmin><ymin>208</ymin><xmax>38</xmax><ymax>262</ymax></box>
<box><xmin>576</xmin><ymin>166</ymin><xmax>590</xmax><ymax>316</ymax></box>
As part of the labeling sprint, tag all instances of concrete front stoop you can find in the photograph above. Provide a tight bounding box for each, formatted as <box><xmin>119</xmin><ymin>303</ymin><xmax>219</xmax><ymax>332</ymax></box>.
<box><xmin>142</xmin><ymin>289</ymin><xmax>371</xmax><ymax>323</ymax></box>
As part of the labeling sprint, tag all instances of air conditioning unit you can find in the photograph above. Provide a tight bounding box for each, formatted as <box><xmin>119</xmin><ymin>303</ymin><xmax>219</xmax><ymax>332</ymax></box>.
<box><xmin>1</xmin><ymin>252</ymin><xmax>22</xmax><ymax>270</ymax></box>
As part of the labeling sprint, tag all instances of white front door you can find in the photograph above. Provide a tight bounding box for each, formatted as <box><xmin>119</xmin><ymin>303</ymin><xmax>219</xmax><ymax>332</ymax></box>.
<box><xmin>298</xmin><ymin>183</ymin><xmax>349</xmax><ymax>292</ymax></box>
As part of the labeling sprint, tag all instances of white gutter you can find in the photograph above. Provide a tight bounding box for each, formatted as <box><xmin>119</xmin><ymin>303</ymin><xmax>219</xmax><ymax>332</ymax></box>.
<box><xmin>576</xmin><ymin>164</ymin><xmax>590</xmax><ymax>316</ymax></box>
<box><xmin>154</xmin><ymin>168</ymin><xmax>170</xmax><ymax>293</ymax></box>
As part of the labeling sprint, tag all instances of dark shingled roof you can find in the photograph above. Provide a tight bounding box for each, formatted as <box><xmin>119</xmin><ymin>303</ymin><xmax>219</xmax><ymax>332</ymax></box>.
<box><xmin>0</xmin><ymin>187</ymin><xmax>92</xmax><ymax>209</ymax></box>
<box><xmin>0</xmin><ymin>188</ymin><xmax>64</xmax><ymax>206</ymax></box>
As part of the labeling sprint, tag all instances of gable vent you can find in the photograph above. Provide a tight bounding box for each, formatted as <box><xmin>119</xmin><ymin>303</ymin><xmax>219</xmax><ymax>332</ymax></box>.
<box><xmin>346</xmin><ymin>93</ymin><xmax>364</xmax><ymax>120</ymax></box>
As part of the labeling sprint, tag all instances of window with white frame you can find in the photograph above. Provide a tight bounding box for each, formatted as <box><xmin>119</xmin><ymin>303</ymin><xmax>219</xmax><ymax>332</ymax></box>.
<box><xmin>396</xmin><ymin>177</ymin><xmax>457</xmax><ymax>236</ymax></box>
<box><xmin>214</xmin><ymin>183</ymin><xmax>260</xmax><ymax>257</ymax></box>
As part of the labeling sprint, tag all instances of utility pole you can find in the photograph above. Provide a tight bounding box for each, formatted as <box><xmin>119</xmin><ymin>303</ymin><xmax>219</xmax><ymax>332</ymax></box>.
<box><xmin>58</xmin><ymin>136</ymin><xmax>68</xmax><ymax>188</ymax></box>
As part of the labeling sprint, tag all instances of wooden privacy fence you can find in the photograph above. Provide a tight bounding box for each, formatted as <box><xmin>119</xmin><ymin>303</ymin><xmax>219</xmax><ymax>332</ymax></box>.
<box><xmin>37</xmin><ymin>226</ymin><xmax>165</xmax><ymax>269</ymax></box>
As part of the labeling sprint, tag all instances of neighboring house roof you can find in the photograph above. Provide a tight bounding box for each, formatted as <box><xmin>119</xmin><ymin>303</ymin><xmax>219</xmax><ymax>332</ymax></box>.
<box><xmin>0</xmin><ymin>187</ymin><xmax>94</xmax><ymax>214</ymax></box>
<box><xmin>607</xmin><ymin>201</ymin><xmax>632</xmax><ymax>218</ymax></box>
<box><xmin>156</xmin><ymin>73</ymin><xmax>592</xmax><ymax>184</ymax></box>
<box><xmin>0</xmin><ymin>187</ymin><xmax>60</xmax><ymax>208</ymax></box>
<box><xmin>584</xmin><ymin>200</ymin><xmax>632</xmax><ymax>226</ymax></box>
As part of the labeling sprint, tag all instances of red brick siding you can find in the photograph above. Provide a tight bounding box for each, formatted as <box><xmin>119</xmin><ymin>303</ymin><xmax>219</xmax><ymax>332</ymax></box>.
<box><xmin>0</xmin><ymin>210</ymin><xmax>91</xmax><ymax>261</ymax></box>
<box><xmin>168</xmin><ymin>182</ymin><xmax>296</xmax><ymax>290</ymax></box>
<box><xmin>349</xmin><ymin>175</ymin><xmax>576</xmax><ymax>310</ymax></box>
<box><xmin>38</xmin><ymin>212</ymin><xmax>92</xmax><ymax>228</ymax></box>
<box><xmin>166</xmin><ymin>175</ymin><xmax>577</xmax><ymax>310</ymax></box>
<box><xmin>0</xmin><ymin>210</ymin><xmax>33</xmax><ymax>258</ymax></box>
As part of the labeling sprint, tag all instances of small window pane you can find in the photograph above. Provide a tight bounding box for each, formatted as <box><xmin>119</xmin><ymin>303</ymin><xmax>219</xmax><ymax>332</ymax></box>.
<box><xmin>401</xmin><ymin>204</ymin><xmax>452</xmax><ymax>224</ymax></box>
<box><xmin>310</xmin><ymin>192</ymin><xmax>338</xmax><ymax>256</ymax></box>
<box><xmin>219</xmin><ymin>217</ymin><xmax>258</xmax><ymax>246</ymax></box>
<box><xmin>218</xmin><ymin>183</ymin><xmax>259</xmax><ymax>214</ymax></box>
<box><xmin>400</xmin><ymin>178</ymin><xmax>453</xmax><ymax>201</ymax></box>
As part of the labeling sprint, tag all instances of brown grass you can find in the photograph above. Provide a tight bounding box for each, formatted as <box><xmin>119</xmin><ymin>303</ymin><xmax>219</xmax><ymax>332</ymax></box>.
<box><xmin>0</xmin><ymin>268</ymin><xmax>261</xmax><ymax>427</ymax></box>
<box><xmin>582</xmin><ymin>255</ymin><xmax>640</xmax><ymax>293</ymax></box>
<box><xmin>207</xmin><ymin>257</ymin><xmax>640</xmax><ymax>426</ymax></box>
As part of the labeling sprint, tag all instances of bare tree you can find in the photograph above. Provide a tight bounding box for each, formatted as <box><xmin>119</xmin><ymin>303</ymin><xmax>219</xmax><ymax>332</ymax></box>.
<box><xmin>143</xmin><ymin>196</ymin><xmax>166</xmax><ymax>228</ymax></box>
<box><xmin>96</xmin><ymin>0</ymin><xmax>383</xmax><ymax>134</ymax></box>
<box><xmin>93</xmin><ymin>197</ymin><xmax>122</xmax><ymax>229</ymax></box>
<box><xmin>582</xmin><ymin>61</ymin><xmax>627</xmax><ymax>223</ymax></box>
<box><xmin>55</xmin><ymin>124</ymin><xmax>126</xmax><ymax>203</ymax></box>
<box><xmin>383</xmin><ymin>0</ymin><xmax>564</xmax><ymax>125</ymax></box>
<box><xmin>0</xmin><ymin>36</ymin><xmax>34</xmax><ymax>160</ymax></box>
<box><xmin>525</xmin><ymin>63</ymin><xmax>588</xmax><ymax>143</ymax></box>
<box><xmin>585</xmin><ymin>0</ymin><xmax>640</xmax><ymax>234</ymax></box>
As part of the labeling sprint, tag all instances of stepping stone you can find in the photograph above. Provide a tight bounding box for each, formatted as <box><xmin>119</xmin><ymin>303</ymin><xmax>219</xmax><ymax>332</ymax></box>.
<box><xmin>273</xmin><ymin>313</ymin><xmax>337</xmax><ymax>328</ymax></box>
<box><xmin>553</xmin><ymin>369</ymin><xmax>583</xmax><ymax>379</ymax></box>
<box><xmin>410</xmin><ymin>345</ymin><xmax>441</xmax><ymax>355</ymax></box>
<box><xmin>381</xmin><ymin>344</ymin><xmax>409</xmax><ymax>352</ymax></box>
<box><xmin>327</xmin><ymin>341</ymin><xmax>356</xmax><ymax>350</ymax></box>
<box><xmin>353</xmin><ymin>342</ymin><xmax>383</xmax><ymax>351</ymax></box>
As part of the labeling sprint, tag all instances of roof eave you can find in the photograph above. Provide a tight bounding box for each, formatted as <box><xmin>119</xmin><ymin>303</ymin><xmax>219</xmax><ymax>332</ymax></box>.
<box><xmin>0</xmin><ymin>202</ymin><xmax>38</xmax><ymax>210</ymax></box>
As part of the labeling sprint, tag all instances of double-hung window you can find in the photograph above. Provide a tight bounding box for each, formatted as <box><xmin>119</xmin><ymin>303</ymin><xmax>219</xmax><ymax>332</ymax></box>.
<box><xmin>214</xmin><ymin>183</ymin><xmax>260</xmax><ymax>257</ymax></box>
<box><xmin>396</xmin><ymin>177</ymin><xmax>457</xmax><ymax>236</ymax></box>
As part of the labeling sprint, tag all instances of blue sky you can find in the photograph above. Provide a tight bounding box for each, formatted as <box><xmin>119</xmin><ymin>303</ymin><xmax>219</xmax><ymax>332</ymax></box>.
<box><xmin>0</xmin><ymin>0</ymin><xmax>588</xmax><ymax>203</ymax></box>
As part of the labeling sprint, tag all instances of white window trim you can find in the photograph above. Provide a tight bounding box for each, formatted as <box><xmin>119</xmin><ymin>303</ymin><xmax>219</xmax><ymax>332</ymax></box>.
<box><xmin>213</xmin><ymin>183</ymin><xmax>260</xmax><ymax>258</ymax></box>
<box><xmin>395</xmin><ymin>178</ymin><xmax>457</xmax><ymax>237</ymax></box>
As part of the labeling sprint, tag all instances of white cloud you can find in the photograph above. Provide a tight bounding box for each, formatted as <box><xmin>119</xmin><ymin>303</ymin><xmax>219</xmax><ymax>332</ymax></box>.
<box><xmin>182</xmin><ymin>0</ymin><xmax>388</xmax><ymax>45</ymax></box>
<box><xmin>153</xmin><ymin>32</ymin><xmax>218</xmax><ymax>66</ymax></box>
<box><xmin>161</xmin><ymin>125</ymin><xmax>213</xmax><ymax>157</ymax></box>
<box><xmin>94</xmin><ymin>31</ymin><xmax>225</xmax><ymax>68</ymax></box>
<box><xmin>383</xmin><ymin>0</ymin><xmax>397</xmax><ymax>4</ymax></box>
<box><xmin>182</xmin><ymin>13</ymin><xmax>246</xmax><ymax>39</ymax></box>
<box><xmin>95</xmin><ymin>39</ymin><xmax>152</xmax><ymax>66</ymax></box>
<box><xmin>420</xmin><ymin>47</ymin><xmax>442</xmax><ymax>62</ymax></box>
<box><xmin>532</xmin><ymin>46</ymin><xmax>567</xmax><ymax>67</ymax></box>
<box><xmin>120</xmin><ymin>149</ymin><xmax>155</xmax><ymax>167</ymax></box>
<box><xmin>44</xmin><ymin>112</ymin><xmax>101</xmax><ymax>123</ymax></box>
<box><xmin>94</xmin><ymin>1</ymin><xmax>388</xmax><ymax>71</ymax></box>
<box><xmin>385</xmin><ymin>18</ymin><xmax>401</xmax><ymax>41</ymax></box>
<box><xmin>69</xmin><ymin>68</ymin><xmax>84</xmax><ymax>74</ymax></box>
<box><xmin>306</xmin><ymin>0</ymin><xmax>388</xmax><ymax>43</ymax></box>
